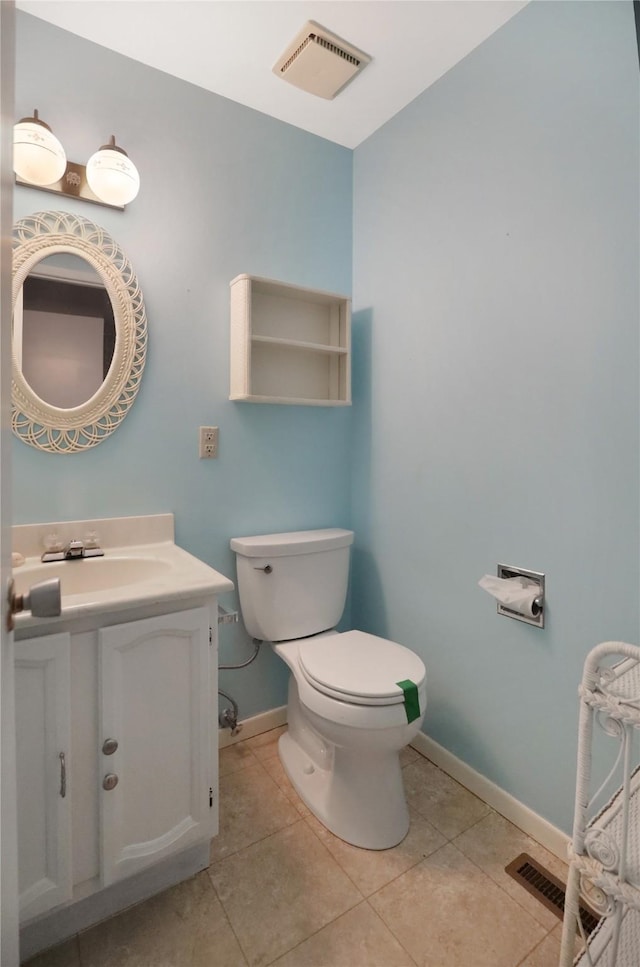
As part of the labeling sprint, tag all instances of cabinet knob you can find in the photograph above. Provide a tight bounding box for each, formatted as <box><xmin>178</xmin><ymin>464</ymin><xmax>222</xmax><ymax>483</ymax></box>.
<box><xmin>102</xmin><ymin>738</ymin><xmax>118</xmax><ymax>756</ymax></box>
<box><xmin>102</xmin><ymin>773</ymin><xmax>119</xmax><ymax>791</ymax></box>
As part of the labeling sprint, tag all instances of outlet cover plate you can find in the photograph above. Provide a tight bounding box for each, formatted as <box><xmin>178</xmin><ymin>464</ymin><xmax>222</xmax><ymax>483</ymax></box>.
<box><xmin>199</xmin><ymin>426</ymin><xmax>218</xmax><ymax>459</ymax></box>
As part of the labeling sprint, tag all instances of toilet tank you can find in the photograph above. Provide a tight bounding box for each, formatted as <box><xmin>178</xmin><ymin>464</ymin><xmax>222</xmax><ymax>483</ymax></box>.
<box><xmin>230</xmin><ymin>529</ymin><xmax>354</xmax><ymax>642</ymax></box>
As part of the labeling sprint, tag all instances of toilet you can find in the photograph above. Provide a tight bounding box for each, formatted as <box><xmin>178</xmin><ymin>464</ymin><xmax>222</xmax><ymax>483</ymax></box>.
<box><xmin>230</xmin><ymin>528</ymin><xmax>427</xmax><ymax>850</ymax></box>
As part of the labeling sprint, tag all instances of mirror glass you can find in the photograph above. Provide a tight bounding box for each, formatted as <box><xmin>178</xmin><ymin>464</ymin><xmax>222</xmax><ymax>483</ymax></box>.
<box><xmin>15</xmin><ymin>254</ymin><xmax>116</xmax><ymax>409</ymax></box>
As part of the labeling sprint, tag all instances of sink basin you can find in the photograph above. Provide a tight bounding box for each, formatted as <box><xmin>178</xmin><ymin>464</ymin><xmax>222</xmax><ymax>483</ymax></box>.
<box><xmin>11</xmin><ymin>515</ymin><xmax>235</xmax><ymax>630</ymax></box>
<box><xmin>13</xmin><ymin>556</ymin><xmax>172</xmax><ymax>598</ymax></box>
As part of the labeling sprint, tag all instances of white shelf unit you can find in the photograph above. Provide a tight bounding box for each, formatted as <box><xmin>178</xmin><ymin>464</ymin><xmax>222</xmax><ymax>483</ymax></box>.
<box><xmin>560</xmin><ymin>642</ymin><xmax>640</xmax><ymax>967</ymax></box>
<box><xmin>229</xmin><ymin>274</ymin><xmax>351</xmax><ymax>406</ymax></box>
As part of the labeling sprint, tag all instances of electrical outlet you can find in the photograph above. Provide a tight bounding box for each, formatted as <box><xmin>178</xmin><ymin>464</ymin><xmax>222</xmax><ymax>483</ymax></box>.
<box><xmin>199</xmin><ymin>426</ymin><xmax>219</xmax><ymax>459</ymax></box>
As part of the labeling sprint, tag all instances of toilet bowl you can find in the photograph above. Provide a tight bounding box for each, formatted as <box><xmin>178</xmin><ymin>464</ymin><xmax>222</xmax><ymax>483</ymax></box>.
<box><xmin>230</xmin><ymin>528</ymin><xmax>427</xmax><ymax>850</ymax></box>
<box><xmin>275</xmin><ymin>631</ymin><xmax>426</xmax><ymax>849</ymax></box>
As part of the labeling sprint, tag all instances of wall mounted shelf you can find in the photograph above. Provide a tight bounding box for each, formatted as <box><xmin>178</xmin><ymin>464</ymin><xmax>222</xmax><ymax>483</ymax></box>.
<box><xmin>229</xmin><ymin>274</ymin><xmax>351</xmax><ymax>406</ymax></box>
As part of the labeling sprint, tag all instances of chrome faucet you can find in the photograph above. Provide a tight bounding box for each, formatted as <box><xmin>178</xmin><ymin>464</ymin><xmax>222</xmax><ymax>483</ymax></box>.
<box><xmin>41</xmin><ymin>533</ymin><xmax>105</xmax><ymax>563</ymax></box>
<box><xmin>64</xmin><ymin>539</ymin><xmax>84</xmax><ymax>559</ymax></box>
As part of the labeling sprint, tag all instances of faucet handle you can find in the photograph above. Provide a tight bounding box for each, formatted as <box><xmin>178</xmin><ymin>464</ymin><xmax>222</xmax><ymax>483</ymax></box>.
<box><xmin>83</xmin><ymin>530</ymin><xmax>104</xmax><ymax>558</ymax></box>
<box><xmin>41</xmin><ymin>533</ymin><xmax>65</xmax><ymax>562</ymax></box>
<box><xmin>43</xmin><ymin>532</ymin><xmax>63</xmax><ymax>553</ymax></box>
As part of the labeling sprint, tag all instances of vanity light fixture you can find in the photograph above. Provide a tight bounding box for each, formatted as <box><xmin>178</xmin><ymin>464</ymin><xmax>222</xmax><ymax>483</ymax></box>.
<box><xmin>13</xmin><ymin>110</ymin><xmax>67</xmax><ymax>187</ymax></box>
<box><xmin>13</xmin><ymin>111</ymin><xmax>140</xmax><ymax>211</ymax></box>
<box><xmin>86</xmin><ymin>136</ymin><xmax>140</xmax><ymax>207</ymax></box>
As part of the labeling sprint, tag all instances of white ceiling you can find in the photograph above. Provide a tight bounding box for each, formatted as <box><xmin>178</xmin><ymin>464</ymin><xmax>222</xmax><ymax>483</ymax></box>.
<box><xmin>16</xmin><ymin>0</ymin><xmax>528</xmax><ymax>149</ymax></box>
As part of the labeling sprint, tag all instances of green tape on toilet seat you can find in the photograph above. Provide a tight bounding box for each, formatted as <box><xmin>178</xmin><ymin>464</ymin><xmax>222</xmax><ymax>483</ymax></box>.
<box><xmin>396</xmin><ymin>679</ymin><xmax>420</xmax><ymax>723</ymax></box>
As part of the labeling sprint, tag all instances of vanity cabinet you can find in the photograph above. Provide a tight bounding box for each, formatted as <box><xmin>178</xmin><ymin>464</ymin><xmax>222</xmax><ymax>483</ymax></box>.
<box><xmin>99</xmin><ymin>608</ymin><xmax>211</xmax><ymax>885</ymax></box>
<box><xmin>15</xmin><ymin>633</ymin><xmax>73</xmax><ymax>921</ymax></box>
<box><xmin>15</xmin><ymin>604</ymin><xmax>218</xmax><ymax>924</ymax></box>
<box><xmin>229</xmin><ymin>274</ymin><xmax>351</xmax><ymax>405</ymax></box>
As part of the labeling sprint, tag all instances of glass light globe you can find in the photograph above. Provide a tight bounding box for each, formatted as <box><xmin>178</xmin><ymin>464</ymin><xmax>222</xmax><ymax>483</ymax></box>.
<box><xmin>86</xmin><ymin>137</ymin><xmax>140</xmax><ymax>206</ymax></box>
<box><xmin>13</xmin><ymin>111</ymin><xmax>67</xmax><ymax>186</ymax></box>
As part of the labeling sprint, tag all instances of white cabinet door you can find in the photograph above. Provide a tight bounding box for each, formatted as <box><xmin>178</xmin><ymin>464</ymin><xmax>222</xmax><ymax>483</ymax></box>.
<box><xmin>99</xmin><ymin>608</ymin><xmax>211</xmax><ymax>886</ymax></box>
<box><xmin>15</xmin><ymin>633</ymin><xmax>72</xmax><ymax>921</ymax></box>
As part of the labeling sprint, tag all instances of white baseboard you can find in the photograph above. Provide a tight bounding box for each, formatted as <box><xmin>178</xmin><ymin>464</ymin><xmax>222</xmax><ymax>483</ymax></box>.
<box><xmin>411</xmin><ymin>732</ymin><xmax>569</xmax><ymax>862</ymax></box>
<box><xmin>218</xmin><ymin>705</ymin><xmax>287</xmax><ymax>749</ymax></box>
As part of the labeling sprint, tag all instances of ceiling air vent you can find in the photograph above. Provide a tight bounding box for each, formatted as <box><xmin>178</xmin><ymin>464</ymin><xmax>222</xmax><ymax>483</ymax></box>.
<box><xmin>273</xmin><ymin>21</ymin><xmax>371</xmax><ymax>100</ymax></box>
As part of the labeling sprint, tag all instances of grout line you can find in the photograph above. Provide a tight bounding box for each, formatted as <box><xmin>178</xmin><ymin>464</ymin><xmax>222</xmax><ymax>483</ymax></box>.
<box><xmin>209</xmin><ymin>814</ymin><xmax>304</xmax><ymax>867</ymax></box>
<box><xmin>218</xmin><ymin>726</ymin><xmax>552</xmax><ymax>966</ymax></box>
<box><xmin>212</xmin><ymin>757</ymin><xmax>301</xmax><ymax>864</ymax></box>
<box><xmin>299</xmin><ymin>813</ymin><xmax>367</xmax><ymax>900</ymax></box>
<box><xmin>209</xmin><ymin>818</ymin><xmax>362</xmax><ymax>967</ymax></box>
<box><xmin>74</xmin><ymin>933</ymin><xmax>83</xmax><ymax>967</ymax></box>
<box><xmin>513</xmin><ymin>928</ymin><xmax>559</xmax><ymax>967</ymax></box>
<box><xmin>364</xmin><ymin>898</ymin><xmax>422</xmax><ymax>967</ymax></box>
<box><xmin>450</xmin><ymin>817</ymin><xmax>570</xmax><ymax>931</ymax></box>
<box><xmin>260</xmin><ymin>900</ymin><xmax>370</xmax><ymax>967</ymax></box>
<box><xmin>445</xmin><ymin>840</ymin><xmax>555</xmax><ymax>939</ymax></box>
<box><xmin>202</xmin><ymin>869</ymin><xmax>250</xmax><ymax>967</ymax></box>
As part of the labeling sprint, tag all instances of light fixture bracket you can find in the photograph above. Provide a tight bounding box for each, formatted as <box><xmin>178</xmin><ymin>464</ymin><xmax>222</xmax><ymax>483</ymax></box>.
<box><xmin>15</xmin><ymin>160</ymin><xmax>124</xmax><ymax>211</ymax></box>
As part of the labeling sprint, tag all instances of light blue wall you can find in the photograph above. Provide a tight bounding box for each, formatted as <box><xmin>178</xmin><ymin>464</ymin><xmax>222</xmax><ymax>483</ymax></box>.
<box><xmin>15</xmin><ymin>3</ymin><xmax>639</xmax><ymax>833</ymax></box>
<box><xmin>352</xmin><ymin>0</ymin><xmax>639</xmax><ymax>832</ymax></box>
<box><xmin>13</xmin><ymin>13</ymin><xmax>353</xmax><ymax>718</ymax></box>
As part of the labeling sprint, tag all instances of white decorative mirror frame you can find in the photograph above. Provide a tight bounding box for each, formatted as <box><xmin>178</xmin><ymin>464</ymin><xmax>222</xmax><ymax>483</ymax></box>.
<box><xmin>12</xmin><ymin>210</ymin><xmax>147</xmax><ymax>453</ymax></box>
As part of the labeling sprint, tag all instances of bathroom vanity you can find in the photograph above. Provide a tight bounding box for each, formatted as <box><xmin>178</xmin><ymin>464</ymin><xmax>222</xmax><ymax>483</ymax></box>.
<box><xmin>12</xmin><ymin>514</ymin><xmax>233</xmax><ymax>959</ymax></box>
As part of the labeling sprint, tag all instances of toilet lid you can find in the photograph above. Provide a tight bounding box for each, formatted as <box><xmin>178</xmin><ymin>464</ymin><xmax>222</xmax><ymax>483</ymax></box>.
<box><xmin>298</xmin><ymin>631</ymin><xmax>426</xmax><ymax>706</ymax></box>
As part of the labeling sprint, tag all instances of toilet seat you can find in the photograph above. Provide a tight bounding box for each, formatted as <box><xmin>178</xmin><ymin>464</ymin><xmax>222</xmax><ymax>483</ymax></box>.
<box><xmin>298</xmin><ymin>630</ymin><xmax>426</xmax><ymax>707</ymax></box>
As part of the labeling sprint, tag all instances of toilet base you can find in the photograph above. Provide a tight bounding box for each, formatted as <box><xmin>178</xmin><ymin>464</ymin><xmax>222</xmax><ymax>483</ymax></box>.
<box><xmin>278</xmin><ymin>728</ymin><xmax>410</xmax><ymax>851</ymax></box>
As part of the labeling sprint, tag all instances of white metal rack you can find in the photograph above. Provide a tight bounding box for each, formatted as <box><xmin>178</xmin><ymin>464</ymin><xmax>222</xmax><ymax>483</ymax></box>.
<box><xmin>229</xmin><ymin>274</ymin><xmax>351</xmax><ymax>406</ymax></box>
<box><xmin>560</xmin><ymin>642</ymin><xmax>640</xmax><ymax>967</ymax></box>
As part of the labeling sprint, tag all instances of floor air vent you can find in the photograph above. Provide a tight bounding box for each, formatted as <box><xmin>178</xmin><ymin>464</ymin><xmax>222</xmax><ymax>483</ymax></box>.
<box><xmin>505</xmin><ymin>853</ymin><xmax>600</xmax><ymax>936</ymax></box>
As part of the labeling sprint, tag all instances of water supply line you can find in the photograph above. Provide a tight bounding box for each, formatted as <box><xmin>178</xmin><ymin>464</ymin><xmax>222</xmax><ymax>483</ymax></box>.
<box><xmin>217</xmin><ymin>604</ymin><xmax>262</xmax><ymax>735</ymax></box>
<box><xmin>219</xmin><ymin>638</ymin><xmax>261</xmax><ymax>671</ymax></box>
<box><xmin>218</xmin><ymin>688</ymin><xmax>240</xmax><ymax>734</ymax></box>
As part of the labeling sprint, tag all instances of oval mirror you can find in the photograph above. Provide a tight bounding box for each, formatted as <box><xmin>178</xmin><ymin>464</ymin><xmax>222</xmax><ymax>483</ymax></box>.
<box><xmin>12</xmin><ymin>211</ymin><xmax>147</xmax><ymax>453</ymax></box>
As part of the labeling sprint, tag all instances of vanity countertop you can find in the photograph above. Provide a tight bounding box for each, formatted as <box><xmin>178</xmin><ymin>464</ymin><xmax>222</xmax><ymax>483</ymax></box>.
<box><xmin>12</xmin><ymin>514</ymin><xmax>234</xmax><ymax>630</ymax></box>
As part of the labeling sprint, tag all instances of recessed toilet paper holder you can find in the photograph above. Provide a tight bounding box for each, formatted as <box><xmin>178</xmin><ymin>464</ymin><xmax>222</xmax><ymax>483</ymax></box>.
<box><xmin>496</xmin><ymin>564</ymin><xmax>545</xmax><ymax>629</ymax></box>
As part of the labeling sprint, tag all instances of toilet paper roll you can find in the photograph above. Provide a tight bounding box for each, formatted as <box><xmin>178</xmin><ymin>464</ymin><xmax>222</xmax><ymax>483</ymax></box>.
<box><xmin>478</xmin><ymin>574</ymin><xmax>541</xmax><ymax>617</ymax></box>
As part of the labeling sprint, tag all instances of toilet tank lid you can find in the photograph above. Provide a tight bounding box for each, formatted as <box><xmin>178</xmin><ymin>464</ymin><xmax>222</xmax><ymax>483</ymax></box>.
<box><xmin>230</xmin><ymin>528</ymin><xmax>354</xmax><ymax>558</ymax></box>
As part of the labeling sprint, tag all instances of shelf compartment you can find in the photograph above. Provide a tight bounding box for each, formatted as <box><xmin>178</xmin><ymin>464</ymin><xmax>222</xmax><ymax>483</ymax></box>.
<box><xmin>251</xmin><ymin>335</ymin><xmax>348</xmax><ymax>355</ymax></box>
<box><xmin>230</xmin><ymin>274</ymin><xmax>351</xmax><ymax>405</ymax></box>
<box><xmin>250</xmin><ymin>341</ymin><xmax>348</xmax><ymax>403</ymax></box>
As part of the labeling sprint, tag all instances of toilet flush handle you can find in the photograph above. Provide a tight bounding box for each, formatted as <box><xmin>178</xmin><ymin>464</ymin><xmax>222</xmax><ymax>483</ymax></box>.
<box><xmin>253</xmin><ymin>564</ymin><xmax>272</xmax><ymax>574</ymax></box>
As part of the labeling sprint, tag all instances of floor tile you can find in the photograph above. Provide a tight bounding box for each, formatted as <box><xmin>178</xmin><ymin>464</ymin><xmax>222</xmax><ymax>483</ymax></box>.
<box><xmin>261</xmin><ymin>752</ymin><xmax>311</xmax><ymax>817</ymax></box>
<box><xmin>78</xmin><ymin>872</ymin><xmax>247</xmax><ymax>967</ymax></box>
<box><xmin>369</xmin><ymin>842</ymin><xmax>546</xmax><ymax>967</ymax></box>
<box><xmin>270</xmin><ymin>901</ymin><xmax>416</xmax><ymax>966</ymax></box>
<box><xmin>453</xmin><ymin>811</ymin><xmax>569</xmax><ymax>929</ymax></box>
<box><xmin>243</xmin><ymin>725</ymin><xmax>287</xmax><ymax>761</ymax></box>
<box><xmin>219</xmin><ymin>741</ymin><xmax>258</xmax><ymax>777</ymax></box>
<box><xmin>400</xmin><ymin>745</ymin><xmax>421</xmax><ymax>766</ymax></box>
<box><xmin>402</xmin><ymin>757</ymin><xmax>491</xmax><ymax>839</ymax></box>
<box><xmin>21</xmin><ymin>937</ymin><xmax>81</xmax><ymax>967</ymax></box>
<box><xmin>209</xmin><ymin>820</ymin><xmax>362</xmax><ymax>967</ymax></box>
<box><xmin>550</xmin><ymin>921</ymin><xmax>585</xmax><ymax>959</ymax></box>
<box><xmin>304</xmin><ymin>808</ymin><xmax>446</xmax><ymax>897</ymax></box>
<box><xmin>210</xmin><ymin>761</ymin><xmax>300</xmax><ymax>861</ymax></box>
<box><xmin>518</xmin><ymin>931</ymin><xmax>562</xmax><ymax>967</ymax></box>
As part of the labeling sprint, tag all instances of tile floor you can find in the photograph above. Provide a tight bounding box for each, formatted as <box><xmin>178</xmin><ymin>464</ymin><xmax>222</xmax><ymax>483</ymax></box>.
<box><xmin>23</xmin><ymin>727</ymin><xmax>579</xmax><ymax>967</ymax></box>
